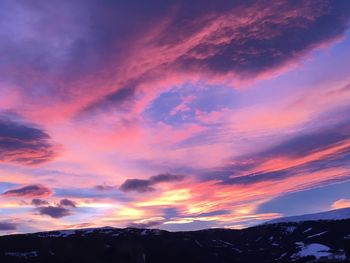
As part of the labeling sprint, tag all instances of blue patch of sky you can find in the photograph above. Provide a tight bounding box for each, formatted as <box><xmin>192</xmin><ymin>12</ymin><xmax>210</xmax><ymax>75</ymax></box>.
<box><xmin>257</xmin><ymin>180</ymin><xmax>350</xmax><ymax>217</ymax></box>
<box><xmin>244</xmin><ymin>30</ymin><xmax>350</xmax><ymax>101</ymax></box>
<box><xmin>0</xmin><ymin>207</ymin><xmax>33</xmax><ymax>216</ymax></box>
<box><xmin>143</xmin><ymin>82</ymin><xmax>237</xmax><ymax>126</ymax></box>
<box><xmin>0</xmin><ymin>182</ymin><xmax>19</xmax><ymax>193</ymax></box>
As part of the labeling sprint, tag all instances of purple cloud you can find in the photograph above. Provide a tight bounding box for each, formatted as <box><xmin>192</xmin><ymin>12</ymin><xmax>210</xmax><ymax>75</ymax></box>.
<box><xmin>0</xmin><ymin>117</ymin><xmax>58</xmax><ymax>165</ymax></box>
<box><xmin>0</xmin><ymin>222</ymin><xmax>17</xmax><ymax>231</ymax></box>
<box><xmin>128</xmin><ymin>217</ymin><xmax>165</xmax><ymax>228</ymax></box>
<box><xmin>37</xmin><ymin>206</ymin><xmax>71</xmax><ymax>218</ymax></box>
<box><xmin>2</xmin><ymin>184</ymin><xmax>52</xmax><ymax>198</ymax></box>
<box><xmin>31</xmin><ymin>198</ymin><xmax>49</xmax><ymax>206</ymax></box>
<box><xmin>120</xmin><ymin>173</ymin><xmax>185</xmax><ymax>193</ymax></box>
<box><xmin>94</xmin><ymin>185</ymin><xmax>116</xmax><ymax>191</ymax></box>
<box><xmin>59</xmin><ymin>198</ymin><xmax>76</xmax><ymax>208</ymax></box>
<box><xmin>32</xmin><ymin>198</ymin><xmax>77</xmax><ymax>218</ymax></box>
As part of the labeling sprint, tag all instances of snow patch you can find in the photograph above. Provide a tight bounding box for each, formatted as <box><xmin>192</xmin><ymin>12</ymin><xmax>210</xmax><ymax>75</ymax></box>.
<box><xmin>275</xmin><ymin>252</ymin><xmax>287</xmax><ymax>261</ymax></box>
<box><xmin>195</xmin><ymin>240</ymin><xmax>202</xmax><ymax>247</ymax></box>
<box><xmin>37</xmin><ymin>230</ymin><xmax>76</xmax><ymax>237</ymax></box>
<box><xmin>284</xmin><ymin>226</ymin><xmax>296</xmax><ymax>234</ymax></box>
<box><xmin>303</xmin><ymin>227</ymin><xmax>312</xmax><ymax>233</ymax></box>
<box><xmin>306</xmin><ymin>231</ymin><xmax>328</xmax><ymax>239</ymax></box>
<box><xmin>5</xmin><ymin>251</ymin><xmax>38</xmax><ymax>258</ymax></box>
<box><xmin>141</xmin><ymin>229</ymin><xmax>149</xmax><ymax>235</ymax></box>
<box><xmin>292</xmin><ymin>243</ymin><xmax>332</xmax><ymax>260</ymax></box>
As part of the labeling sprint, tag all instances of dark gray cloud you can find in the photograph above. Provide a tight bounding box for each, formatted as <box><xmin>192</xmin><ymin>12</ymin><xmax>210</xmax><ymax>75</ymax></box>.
<box><xmin>37</xmin><ymin>206</ymin><xmax>71</xmax><ymax>218</ymax></box>
<box><xmin>0</xmin><ymin>222</ymin><xmax>17</xmax><ymax>231</ymax></box>
<box><xmin>2</xmin><ymin>184</ymin><xmax>52</xmax><ymax>198</ymax></box>
<box><xmin>120</xmin><ymin>173</ymin><xmax>185</xmax><ymax>193</ymax></box>
<box><xmin>0</xmin><ymin>118</ymin><xmax>58</xmax><ymax>165</ymax></box>
<box><xmin>59</xmin><ymin>198</ymin><xmax>76</xmax><ymax>208</ymax></box>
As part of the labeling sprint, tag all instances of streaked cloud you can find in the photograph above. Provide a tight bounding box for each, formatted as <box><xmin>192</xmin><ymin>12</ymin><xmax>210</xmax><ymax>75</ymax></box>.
<box><xmin>0</xmin><ymin>222</ymin><xmax>17</xmax><ymax>231</ymax></box>
<box><xmin>2</xmin><ymin>185</ymin><xmax>52</xmax><ymax>198</ymax></box>
<box><xmin>0</xmin><ymin>117</ymin><xmax>58</xmax><ymax>165</ymax></box>
<box><xmin>206</xmin><ymin>118</ymin><xmax>350</xmax><ymax>186</ymax></box>
<box><xmin>31</xmin><ymin>199</ymin><xmax>49</xmax><ymax>206</ymax></box>
<box><xmin>120</xmin><ymin>173</ymin><xmax>185</xmax><ymax>193</ymax></box>
<box><xmin>128</xmin><ymin>217</ymin><xmax>165</xmax><ymax>228</ymax></box>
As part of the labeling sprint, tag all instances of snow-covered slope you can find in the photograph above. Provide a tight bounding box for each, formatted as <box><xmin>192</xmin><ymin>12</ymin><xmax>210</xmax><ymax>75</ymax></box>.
<box><xmin>267</xmin><ymin>207</ymin><xmax>350</xmax><ymax>224</ymax></box>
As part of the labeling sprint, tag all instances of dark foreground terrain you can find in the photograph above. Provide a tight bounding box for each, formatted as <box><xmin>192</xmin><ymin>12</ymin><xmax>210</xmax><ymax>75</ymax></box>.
<box><xmin>1</xmin><ymin>219</ymin><xmax>350</xmax><ymax>263</ymax></box>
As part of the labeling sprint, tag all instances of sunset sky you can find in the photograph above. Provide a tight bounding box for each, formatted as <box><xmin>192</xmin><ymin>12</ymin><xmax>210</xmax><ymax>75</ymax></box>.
<box><xmin>1</xmin><ymin>0</ymin><xmax>350</xmax><ymax>234</ymax></box>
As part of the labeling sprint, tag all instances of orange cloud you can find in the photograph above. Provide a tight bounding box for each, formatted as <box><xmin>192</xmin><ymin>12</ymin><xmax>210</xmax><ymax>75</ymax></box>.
<box><xmin>331</xmin><ymin>199</ymin><xmax>350</xmax><ymax>210</ymax></box>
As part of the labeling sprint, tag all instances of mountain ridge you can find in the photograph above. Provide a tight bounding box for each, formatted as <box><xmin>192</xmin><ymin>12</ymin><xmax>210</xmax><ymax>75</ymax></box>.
<box><xmin>1</xmin><ymin>218</ymin><xmax>350</xmax><ymax>262</ymax></box>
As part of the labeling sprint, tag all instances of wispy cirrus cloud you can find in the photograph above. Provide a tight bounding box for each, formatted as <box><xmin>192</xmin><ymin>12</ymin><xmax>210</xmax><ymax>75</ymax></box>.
<box><xmin>202</xmin><ymin>115</ymin><xmax>350</xmax><ymax>187</ymax></box>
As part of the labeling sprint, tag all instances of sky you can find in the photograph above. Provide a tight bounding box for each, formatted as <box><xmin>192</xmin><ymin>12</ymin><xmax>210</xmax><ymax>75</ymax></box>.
<box><xmin>1</xmin><ymin>0</ymin><xmax>350</xmax><ymax>235</ymax></box>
